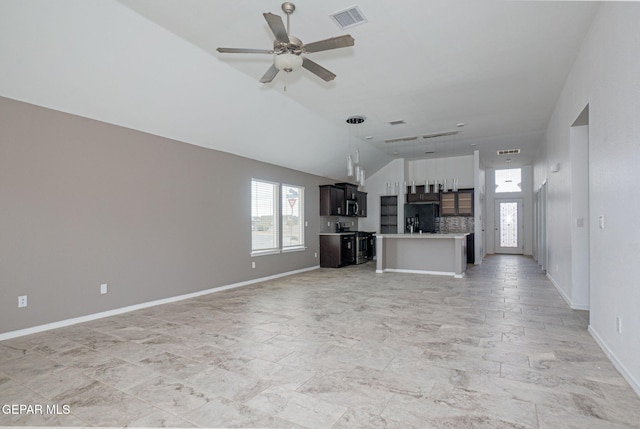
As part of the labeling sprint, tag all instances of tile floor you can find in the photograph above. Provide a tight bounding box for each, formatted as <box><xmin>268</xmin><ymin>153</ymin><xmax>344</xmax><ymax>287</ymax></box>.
<box><xmin>1</xmin><ymin>255</ymin><xmax>639</xmax><ymax>428</ymax></box>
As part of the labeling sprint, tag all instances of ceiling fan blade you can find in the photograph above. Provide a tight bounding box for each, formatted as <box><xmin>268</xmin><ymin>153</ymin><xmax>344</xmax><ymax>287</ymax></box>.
<box><xmin>259</xmin><ymin>63</ymin><xmax>279</xmax><ymax>83</ymax></box>
<box><xmin>304</xmin><ymin>35</ymin><xmax>354</xmax><ymax>53</ymax></box>
<box><xmin>263</xmin><ymin>12</ymin><xmax>290</xmax><ymax>44</ymax></box>
<box><xmin>302</xmin><ymin>57</ymin><xmax>336</xmax><ymax>82</ymax></box>
<box><xmin>217</xmin><ymin>47</ymin><xmax>273</xmax><ymax>54</ymax></box>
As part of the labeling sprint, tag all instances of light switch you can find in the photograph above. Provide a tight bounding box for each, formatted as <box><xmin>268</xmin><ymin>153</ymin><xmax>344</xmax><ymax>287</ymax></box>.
<box><xmin>576</xmin><ymin>218</ymin><xmax>584</xmax><ymax>228</ymax></box>
<box><xmin>599</xmin><ymin>215</ymin><xmax>605</xmax><ymax>229</ymax></box>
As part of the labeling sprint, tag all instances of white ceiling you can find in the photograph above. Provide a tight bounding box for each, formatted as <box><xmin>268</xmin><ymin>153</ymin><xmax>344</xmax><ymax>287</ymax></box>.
<box><xmin>0</xmin><ymin>0</ymin><xmax>599</xmax><ymax>181</ymax></box>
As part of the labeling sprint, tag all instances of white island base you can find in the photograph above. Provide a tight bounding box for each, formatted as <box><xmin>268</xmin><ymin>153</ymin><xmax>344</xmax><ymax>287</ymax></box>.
<box><xmin>375</xmin><ymin>233</ymin><xmax>469</xmax><ymax>278</ymax></box>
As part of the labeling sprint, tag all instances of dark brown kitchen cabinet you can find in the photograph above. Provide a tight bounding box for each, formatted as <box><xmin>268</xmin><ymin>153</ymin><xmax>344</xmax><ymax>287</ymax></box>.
<box><xmin>440</xmin><ymin>192</ymin><xmax>457</xmax><ymax>216</ymax></box>
<box><xmin>440</xmin><ymin>189</ymin><xmax>474</xmax><ymax>216</ymax></box>
<box><xmin>457</xmin><ymin>189</ymin><xmax>474</xmax><ymax>216</ymax></box>
<box><xmin>319</xmin><ymin>185</ymin><xmax>345</xmax><ymax>216</ymax></box>
<box><xmin>340</xmin><ymin>183</ymin><xmax>358</xmax><ymax>201</ymax></box>
<box><xmin>319</xmin><ymin>234</ymin><xmax>355</xmax><ymax>268</ymax></box>
<box><xmin>406</xmin><ymin>185</ymin><xmax>439</xmax><ymax>203</ymax></box>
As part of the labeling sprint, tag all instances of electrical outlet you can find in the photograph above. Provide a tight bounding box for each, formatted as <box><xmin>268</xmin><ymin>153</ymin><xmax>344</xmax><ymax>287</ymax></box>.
<box><xmin>100</xmin><ymin>283</ymin><xmax>108</xmax><ymax>294</ymax></box>
<box><xmin>305</xmin><ymin>221</ymin><xmax>308</xmax><ymax>227</ymax></box>
<box><xmin>314</xmin><ymin>252</ymin><xmax>318</xmax><ymax>258</ymax></box>
<box><xmin>616</xmin><ymin>317</ymin><xmax>622</xmax><ymax>334</ymax></box>
<box><xmin>18</xmin><ymin>295</ymin><xmax>27</xmax><ymax>308</ymax></box>
<box><xmin>328</xmin><ymin>221</ymin><xmax>331</xmax><ymax>227</ymax></box>
<box><xmin>252</xmin><ymin>261</ymin><xmax>256</xmax><ymax>269</ymax></box>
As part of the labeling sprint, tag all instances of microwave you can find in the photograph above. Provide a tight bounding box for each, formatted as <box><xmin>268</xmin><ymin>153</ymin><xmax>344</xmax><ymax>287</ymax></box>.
<box><xmin>346</xmin><ymin>199</ymin><xmax>359</xmax><ymax>217</ymax></box>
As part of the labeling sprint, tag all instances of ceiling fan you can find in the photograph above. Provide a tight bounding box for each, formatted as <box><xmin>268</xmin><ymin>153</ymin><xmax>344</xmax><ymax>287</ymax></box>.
<box><xmin>216</xmin><ymin>2</ymin><xmax>355</xmax><ymax>83</ymax></box>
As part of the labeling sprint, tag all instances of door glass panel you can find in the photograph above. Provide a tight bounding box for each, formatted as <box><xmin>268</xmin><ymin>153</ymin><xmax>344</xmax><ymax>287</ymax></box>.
<box><xmin>499</xmin><ymin>202</ymin><xmax>518</xmax><ymax>247</ymax></box>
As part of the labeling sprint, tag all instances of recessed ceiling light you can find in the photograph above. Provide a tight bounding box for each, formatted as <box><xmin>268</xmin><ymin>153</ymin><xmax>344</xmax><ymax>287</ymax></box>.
<box><xmin>456</xmin><ymin>123</ymin><xmax>465</xmax><ymax>128</ymax></box>
<box><xmin>365</xmin><ymin>136</ymin><xmax>373</xmax><ymax>140</ymax></box>
<box><xmin>346</xmin><ymin>115</ymin><xmax>365</xmax><ymax>124</ymax></box>
<box><xmin>471</xmin><ymin>143</ymin><xmax>477</xmax><ymax>147</ymax></box>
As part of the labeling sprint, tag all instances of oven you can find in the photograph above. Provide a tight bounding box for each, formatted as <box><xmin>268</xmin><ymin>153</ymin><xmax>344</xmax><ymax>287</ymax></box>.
<box><xmin>354</xmin><ymin>231</ymin><xmax>370</xmax><ymax>264</ymax></box>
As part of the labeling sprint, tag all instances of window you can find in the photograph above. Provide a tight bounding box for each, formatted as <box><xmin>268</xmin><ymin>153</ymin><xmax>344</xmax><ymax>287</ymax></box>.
<box><xmin>251</xmin><ymin>179</ymin><xmax>279</xmax><ymax>254</ymax></box>
<box><xmin>282</xmin><ymin>184</ymin><xmax>304</xmax><ymax>249</ymax></box>
<box><xmin>251</xmin><ymin>179</ymin><xmax>305</xmax><ymax>255</ymax></box>
<box><xmin>495</xmin><ymin>168</ymin><xmax>522</xmax><ymax>193</ymax></box>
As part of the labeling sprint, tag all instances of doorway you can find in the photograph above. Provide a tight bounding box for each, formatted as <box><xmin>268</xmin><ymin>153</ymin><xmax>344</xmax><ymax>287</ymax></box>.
<box><xmin>495</xmin><ymin>198</ymin><xmax>524</xmax><ymax>254</ymax></box>
<box><xmin>536</xmin><ymin>182</ymin><xmax>548</xmax><ymax>271</ymax></box>
<box><xmin>570</xmin><ymin>105</ymin><xmax>590</xmax><ymax>309</ymax></box>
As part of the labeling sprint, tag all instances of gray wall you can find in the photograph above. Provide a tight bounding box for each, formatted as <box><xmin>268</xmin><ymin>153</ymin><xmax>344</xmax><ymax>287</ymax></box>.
<box><xmin>0</xmin><ymin>97</ymin><xmax>330</xmax><ymax>333</ymax></box>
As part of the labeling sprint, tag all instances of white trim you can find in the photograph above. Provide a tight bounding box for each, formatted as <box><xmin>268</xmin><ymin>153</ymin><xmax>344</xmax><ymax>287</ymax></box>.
<box><xmin>379</xmin><ymin>268</ymin><xmax>459</xmax><ymax>278</ymax></box>
<box><xmin>251</xmin><ymin>249</ymin><xmax>281</xmax><ymax>257</ymax></box>
<box><xmin>0</xmin><ymin>265</ymin><xmax>320</xmax><ymax>341</ymax></box>
<box><xmin>546</xmin><ymin>273</ymin><xmax>589</xmax><ymax>311</ymax></box>
<box><xmin>589</xmin><ymin>325</ymin><xmax>640</xmax><ymax>397</ymax></box>
<box><xmin>281</xmin><ymin>246</ymin><xmax>306</xmax><ymax>253</ymax></box>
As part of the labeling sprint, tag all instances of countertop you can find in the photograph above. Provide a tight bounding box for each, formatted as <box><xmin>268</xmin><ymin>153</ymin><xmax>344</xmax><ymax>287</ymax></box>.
<box><xmin>375</xmin><ymin>233</ymin><xmax>469</xmax><ymax>239</ymax></box>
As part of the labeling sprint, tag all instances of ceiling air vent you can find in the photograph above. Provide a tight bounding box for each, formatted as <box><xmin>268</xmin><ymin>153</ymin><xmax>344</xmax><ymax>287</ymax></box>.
<box><xmin>497</xmin><ymin>149</ymin><xmax>521</xmax><ymax>155</ymax></box>
<box><xmin>330</xmin><ymin>6</ymin><xmax>367</xmax><ymax>30</ymax></box>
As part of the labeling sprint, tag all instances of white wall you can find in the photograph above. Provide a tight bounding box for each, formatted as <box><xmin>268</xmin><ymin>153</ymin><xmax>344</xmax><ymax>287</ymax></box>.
<box><xmin>406</xmin><ymin>155</ymin><xmax>475</xmax><ymax>189</ymax></box>
<box><xmin>359</xmin><ymin>158</ymin><xmax>405</xmax><ymax>233</ymax></box>
<box><xmin>534</xmin><ymin>3</ymin><xmax>640</xmax><ymax>394</ymax></box>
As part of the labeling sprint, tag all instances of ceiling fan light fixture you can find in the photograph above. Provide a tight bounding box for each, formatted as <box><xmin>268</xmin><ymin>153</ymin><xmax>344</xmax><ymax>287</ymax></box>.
<box><xmin>275</xmin><ymin>52</ymin><xmax>303</xmax><ymax>72</ymax></box>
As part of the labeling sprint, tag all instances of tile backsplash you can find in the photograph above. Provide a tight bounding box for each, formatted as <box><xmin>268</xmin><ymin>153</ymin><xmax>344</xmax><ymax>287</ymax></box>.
<box><xmin>436</xmin><ymin>216</ymin><xmax>474</xmax><ymax>233</ymax></box>
<box><xmin>319</xmin><ymin>216</ymin><xmax>359</xmax><ymax>233</ymax></box>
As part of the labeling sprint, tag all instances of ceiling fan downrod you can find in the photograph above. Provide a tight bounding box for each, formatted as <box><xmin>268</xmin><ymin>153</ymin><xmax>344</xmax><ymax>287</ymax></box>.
<box><xmin>282</xmin><ymin>2</ymin><xmax>295</xmax><ymax>35</ymax></box>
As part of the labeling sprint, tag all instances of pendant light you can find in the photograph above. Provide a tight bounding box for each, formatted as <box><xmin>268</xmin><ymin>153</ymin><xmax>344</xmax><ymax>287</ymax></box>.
<box><xmin>346</xmin><ymin>116</ymin><xmax>366</xmax><ymax>184</ymax></box>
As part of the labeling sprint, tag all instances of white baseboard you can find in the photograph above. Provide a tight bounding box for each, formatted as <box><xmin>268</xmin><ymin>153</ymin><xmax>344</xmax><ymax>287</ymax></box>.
<box><xmin>588</xmin><ymin>325</ymin><xmax>640</xmax><ymax>397</ymax></box>
<box><xmin>379</xmin><ymin>268</ymin><xmax>460</xmax><ymax>278</ymax></box>
<box><xmin>0</xmin><ymin>265</ymin><xmax>320</xmax><ymax>341</ymax></box>
<box><xmin>546</xmin><ymin>273</ymin><xmax>589</xmax><ymax>310</ymax></box>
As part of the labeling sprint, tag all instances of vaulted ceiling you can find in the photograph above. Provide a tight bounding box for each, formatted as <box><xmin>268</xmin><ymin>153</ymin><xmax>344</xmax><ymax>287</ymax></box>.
<box><xmin>0</xmin><ymin>0</ymin><xmax>599</xmax><ymax>181</ymax></box>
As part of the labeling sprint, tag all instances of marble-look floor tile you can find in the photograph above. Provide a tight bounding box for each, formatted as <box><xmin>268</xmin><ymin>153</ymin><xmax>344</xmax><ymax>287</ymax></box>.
<box><xmin>2</xmin><ymin>255</ymin><xmax>639</xmax><ymax>428</ymax></box>
<box><xmin>51</xmin><ymin>379</ymin><xmax>160</xmax><ymax>427</ymax></box>
<box><xmin>183</xmin><ymin>396</ymin><xmax>294</xmax><ymax>428</ymax></box>
<box><xmin>246</xmin><ymin>385</ymin><xmax>348</xmax><ymax>429</ymax></box>
<box><xmin>126</xmin><ymin>375</ymin><xmax>214</xmax><ymax>414</ymax></box>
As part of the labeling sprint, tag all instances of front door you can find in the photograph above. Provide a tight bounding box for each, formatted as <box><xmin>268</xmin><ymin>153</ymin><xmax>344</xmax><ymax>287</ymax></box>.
<box><xmin>495</xmin><ymin>198</ymin><xmax>524</xmax><ymax>254</ymax></box>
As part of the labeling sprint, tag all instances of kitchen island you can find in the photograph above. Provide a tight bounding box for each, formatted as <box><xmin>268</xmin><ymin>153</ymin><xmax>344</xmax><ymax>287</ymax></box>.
<box><xmin>375</xmin><ymin>233</ymin><xmax>469</xmax><ymax>278</ymax></box>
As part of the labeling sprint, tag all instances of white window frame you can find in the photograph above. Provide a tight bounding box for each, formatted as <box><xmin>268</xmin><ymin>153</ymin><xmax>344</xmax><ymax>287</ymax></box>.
<box><xmin>281</xmin><ymin>184</ymin><xmax>305</xmax><ymax>252</ymax></box>
<box><xmin>251</xmin><ymin>179</ymin><xmax>280</xmax><ymax>256</ymax></box>
<box><xmin>495</xmin><ymin>168</ymin><xmax>523</xmax><ymax>193</ymax></box>
<box><xmin>251</xmin><ymin>179</ymin><xmax>306</xmax><ymax>256</ymax></box>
